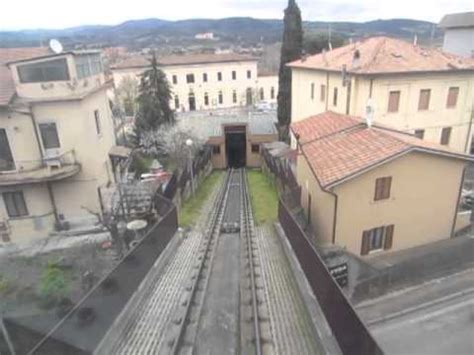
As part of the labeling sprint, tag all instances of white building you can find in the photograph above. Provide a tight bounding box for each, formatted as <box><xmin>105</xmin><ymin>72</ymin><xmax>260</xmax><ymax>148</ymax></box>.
<box><xmin>195</xmin><ymin>32</ymin><xmax>215</xmax><ymax>40</ymax></box>
<box><xmin>439</xmin><ymin>12</ymin><xmax>474</xmax><ymax>58</ymax></box>
<box><xmin>111</xmin><ymin>53</ymin><xmax>278</xmax><ymax>112</ymax></box>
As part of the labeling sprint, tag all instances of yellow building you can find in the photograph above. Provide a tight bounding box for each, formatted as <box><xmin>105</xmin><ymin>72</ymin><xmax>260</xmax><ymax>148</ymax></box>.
<box><xmin>288</xmin><ymin>36</ymin><xmax>474</xmax><ymax>153</ymax></box>
<box><xmin>291</xmin><ymin>111</ymin><xmax>472</xmax><ymax>256</ymax></box>
<box><xmin>0</xmin><ymin>48</ymin><xmax>117</xmax><ymax>244</ymax></box>
<box><xmin>111</xmin><ymin>53</ymin><xmax>278</xmax><ymax>112</ymax></box>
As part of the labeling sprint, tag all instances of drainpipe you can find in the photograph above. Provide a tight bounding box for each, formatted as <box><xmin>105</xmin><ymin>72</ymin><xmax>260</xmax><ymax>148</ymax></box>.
<box><xmin>463</xmin><ymin>107</ymin><xmax>474</xmax><ymax>154</ymax></box>
<box><xmin>345</xmin><ymin>78</ymin><xmax>352</xmax><ymax>115</ymax></box>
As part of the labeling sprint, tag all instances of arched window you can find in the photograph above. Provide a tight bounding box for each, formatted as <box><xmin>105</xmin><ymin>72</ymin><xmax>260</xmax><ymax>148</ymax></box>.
<box><xmin>259</xmin><ymin>88</ymin><xmax>264</xmax><ymax>100</ymax></box>
<box><xmin>218</xmin><ymin>91</ymin><xmax>223</xmax><ymax>105</ymax></box>
<box><xmin>188</xmin><ymin>92</ymin><xmax>196</xmax><ymax>111</ymax></box>
<box><xmin>204</xmin><ymin>92</ymin><xmax>209</xmax><ymax>106</ymax></box>
<box><xmin>174</xmin><ymin>95</ymin><xmax>180</xmax><ymax>110</ymax></box>
<box><xmin>270</xmin><ymin>86</ymin><xmax>275</xmax><ymax>99</ymax></box>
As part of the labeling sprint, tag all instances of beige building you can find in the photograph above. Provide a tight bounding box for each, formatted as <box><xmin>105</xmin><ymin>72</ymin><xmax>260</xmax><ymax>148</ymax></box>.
<box><xmin>0</xmin><ymin>48</ymin><xmax>117</xmax><ymax>244</ymax></box>
<box><xmin>288</xmin><ymin>36</ymin><xmax>474</xmax><ymax>153</ymax></box>
<box><xmin>291</xmin><ymin>111</ymin><xmax>472</xmax><ymax>256</ymax></box>
<box><xmin>111</xmin><ymin>53</ymin><xmax>278</xmax><ymax>112</ymax></box>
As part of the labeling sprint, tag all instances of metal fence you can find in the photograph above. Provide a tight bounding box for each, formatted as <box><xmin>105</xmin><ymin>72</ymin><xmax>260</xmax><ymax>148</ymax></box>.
<box><xmin>3</xmin><ymin>200</ymin><xmax>178</xmax><ymax>355</ymax></box>
<box><xmin>278</xmin><ymin>199</ymin><xmax>383</xmax><ymax>355</ymax></box>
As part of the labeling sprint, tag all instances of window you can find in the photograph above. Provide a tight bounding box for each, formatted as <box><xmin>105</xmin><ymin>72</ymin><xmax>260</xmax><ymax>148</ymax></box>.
<box><xmin>204</xmin><ymin>93</ymin><xmax>209</xmax><ymax>106</ymax></box>
<box><xmin>247</xmin><ymin>70</ymin><xmax>251</xmax><ymax>79</ymax></box>
<box><xmin>374</xmin><ymin>176</ymin><xmax>392</xmax><ymax>201</ymax></box>
<box><xmin>218</xmin><ymin>91</ymin><xmax>223</xmax><ymax>104</ymax></box>
<box><xmin>361</xmin><ymin>225</ymin><xmax>394</xmax><ymax>255</ymax></box>
<box><xmin>233</xmin><ymin>90</ymin><xmax>237</xmax><ymax>104</ymax></box>
<box><xmin>174</xmin><ymin>95</ymin><xmax>180</xmax><ymax>109</ymax></box>
<box><xmin>172</xmin><ymin>75</ymin><xmax>178</xmax><ymax>85</ymax></box>
<box><xmin>203</xmin><ymin>73</ymin><xmax>208</xmax><ymax>82</ymax></box>
<box><xmin>259</xmin><ymin>88</ymin><xmax>264</xmax><ymax>100</ymax></box>
<box><xmin>270</xmin><ymin>87</ymin><xmax>275</xmax><ymax>99</ymax></box>
<box><xmin>440</xmin><ymin>127</ymin><xmax>452</xmax><ymax>145</ymax></box>
<box><xmin>418</xmin><ymin>89</ymin><xmax>431</xmax><ymax>110</ymax></box>
<box><xmin>232</xmin><ymin>71</ymin><xmax>236</xmax><ymax>80</ymax></box>
<box><xmin>18</xmin><ymin>58</ymin><xmax>69</xmax><ymax>83</ymax></box>
<box><xmin>186</xmin><ymin>74</ymin><xmax>195</xmax><ymax>84</ymax></box>
<box><xmin>251</xmin><ymin>144</ymin><xmax>260</xmax><ymax>153</ymax></box>
<box><xmin>414</xmin><ymin>129</ymin><xmax>425</xmax><ymax>139</ymax></box>
<box><xmin>0</xmin><ymin>129</ymin><xmax>15</xmax><ymax>171</ymax></box>
<box><xmin>212</xmin><ymin>145</ymin><xmax>221</xmax><ymax>154</ymax></box>
<box><xmin>38</xmin><ymin>123</ymin><xmax>60</xmax><ymax>149</ymax></box>
<box><xmin>388</xmin><ymin>91</ymin><xmax>400</xmax><ymax>113</ymax></box>
<box><xmin>311</xmin><ymin>83</ymin><xmax>315</xmax><ymax>100</ymax></box>
<box><xmin>217</xmin><ymin>72</ymin><xmax>222</xmax><ymax>81</ymax></box>
<box><xmin>333</xmin><ymin>87</ymin><xmax>338</xmax><ymax>106</ymax></box>
<box><xmin>447</xmin><ymin>87</ymin><xmax>459</xmax><ymax>108</ymax></box>
<box><xmin>75</xmin><ymin>54</ymin><xmax>102</xmax><ymax>79</ymax></box>
<box><xmin>320</xmin><ymin>85</ymin><xmax>326</xmax><ymax>102</ymax></box>
<box><xmin>94</xmin><ymin>110</ymin><xmax>101</xmax><ymax>135</ymax></box>
<box><xmin>3</xmin><ymin>191</ymin><xmax>28</xmax><ymax>218</ymax></box>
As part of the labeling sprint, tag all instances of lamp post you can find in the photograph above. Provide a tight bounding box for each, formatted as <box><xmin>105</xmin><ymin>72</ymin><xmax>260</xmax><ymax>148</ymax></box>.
<box><xmin>186</xmin><ymin>139</ymin><xmax>195</xmax><ymax>196</ymax></box>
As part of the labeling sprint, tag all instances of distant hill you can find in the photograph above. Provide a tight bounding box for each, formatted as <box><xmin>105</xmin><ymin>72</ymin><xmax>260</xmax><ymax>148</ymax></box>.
<box><xmin>0</xmin><ymin>17</ymin><xmax>442</xmax><ymax>49</ymax></box>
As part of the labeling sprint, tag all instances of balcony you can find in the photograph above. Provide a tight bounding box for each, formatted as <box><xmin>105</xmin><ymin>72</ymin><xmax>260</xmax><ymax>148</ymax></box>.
<box><xmin>0</xmin><ymin>150</ymin><xmax>80</xmax><ymax>186</ymax></box>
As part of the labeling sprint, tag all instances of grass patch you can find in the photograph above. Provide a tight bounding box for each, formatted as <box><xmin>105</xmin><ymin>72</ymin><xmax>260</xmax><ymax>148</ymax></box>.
<box><xmin>179</xmin><ymin>170</ymin><xmax>224</xmax><ymax>227</ymax></box>
<box><xmin>247</xmin><ymin>169</ymin><xmax>278</xmax><ymax>225</ymax></box>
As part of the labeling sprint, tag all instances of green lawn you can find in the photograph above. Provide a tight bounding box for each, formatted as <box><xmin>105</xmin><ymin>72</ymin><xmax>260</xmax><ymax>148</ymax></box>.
<box><xmin>247</xmin><ymin>169</ymin><xmax>279</xmax><ymax>225</ymax></box>
<box><xmin>179</xmin><ymin>170</ymin><xmax>224</xmax><ymax>227</ymax></box>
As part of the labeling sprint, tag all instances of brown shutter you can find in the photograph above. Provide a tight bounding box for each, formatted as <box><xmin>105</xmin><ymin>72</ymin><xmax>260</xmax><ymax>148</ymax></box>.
<box><xmin>440</xmin><ymin>127</ymin><xmax>452</xmax><ymax>146</ymax></box>
<box><xmin>388</xmin><ymin>91</ymin><xmax>400</xmax><ymax>112</ymax></box>
<box><xmin>361</xmin><ymin>231</ymin><xmax>370</xmax><ymax>255</ymax></box>
<box><xmin>374</xmin><ymin>178</ymin><xmax>381</xmax><ymax>200</ymax></box>
<box><xmin>418</xmin><ymin>89</ymin><xmax>431</xmax><ymax>110</ymax></box>
<box><xmin>383</xmin><ymin>177</ymin><xmax>392</xmax><ymax>199</ymax></box>
<box><xmin>447</xmin><ymin>87</ymin><xmax>459</xmax><ymax>108</ymax></box>
<box><xmin>384</xmin><ymin>225</ymin><xmax>394</xmax><ymax>250</ymax></box>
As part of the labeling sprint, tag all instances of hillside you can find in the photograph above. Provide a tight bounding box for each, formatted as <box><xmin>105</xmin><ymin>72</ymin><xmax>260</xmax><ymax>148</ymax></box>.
<box><xmin>0</xmin><ymin>17</ymin><xmax>442</xmax><ymax>49</ymax></box>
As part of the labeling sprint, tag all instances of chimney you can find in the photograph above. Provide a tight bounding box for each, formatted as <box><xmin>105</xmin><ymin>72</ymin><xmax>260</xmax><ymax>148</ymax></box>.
<box><xmin>352</xmin><ymin>49</ymin><xmax>361</xmax><ymax>68</ymax></box>
<box><xmin>365</xmin><ymin>98</ymin><xmax>374</xmax><ymax>128</ymax></box>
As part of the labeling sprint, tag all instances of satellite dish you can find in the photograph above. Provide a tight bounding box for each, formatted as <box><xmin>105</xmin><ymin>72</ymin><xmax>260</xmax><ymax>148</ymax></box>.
<box><xmin>49</xmin><ymin>39</ymin><xmax>63</xmax><ymax>54</ymax></box>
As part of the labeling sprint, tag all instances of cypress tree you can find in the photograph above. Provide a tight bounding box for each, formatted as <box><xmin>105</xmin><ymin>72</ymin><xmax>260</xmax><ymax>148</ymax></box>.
<box><xmin>277</xmin><ymin>0</ymin><xmax>303</xmax><ymax>142</ymax></box>
<box><xmin>135</xmin><ymin>53</ymin><xmax>174</xmax><ymax>136</ymax></box>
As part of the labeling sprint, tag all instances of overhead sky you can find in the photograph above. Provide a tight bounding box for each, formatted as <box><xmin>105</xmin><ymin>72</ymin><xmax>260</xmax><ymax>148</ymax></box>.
<box><xmin>1</xmin><ymin>0</ymin><xmax>472</xmax><ymax>30</ymax></box>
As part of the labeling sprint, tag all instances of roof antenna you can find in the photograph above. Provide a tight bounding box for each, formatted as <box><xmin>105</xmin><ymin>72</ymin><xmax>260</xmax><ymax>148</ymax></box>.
<box><xmin>413</xmin><ymin>34</ymin><xmax>418</xmax><ymax>46</ymax></box>
<box><xmin>365</xmin><ymin>98</ymin><xmax>375</xmax><ymax>128</ymax></box>
<box><xmin>328</xmin><ymin>24</ymin><xmax>333</xmax><ymax>51</ymax></box>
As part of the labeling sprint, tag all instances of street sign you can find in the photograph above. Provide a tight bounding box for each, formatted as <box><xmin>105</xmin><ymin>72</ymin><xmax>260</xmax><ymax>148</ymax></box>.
<box><xmin>328</xmin><ymin>262</ymin><xmax>348</xmax><ymax>287</ymax></box>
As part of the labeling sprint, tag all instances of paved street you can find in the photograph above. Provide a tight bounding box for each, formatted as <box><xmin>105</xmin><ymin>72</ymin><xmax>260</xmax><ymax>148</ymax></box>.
<box><xmin>370</xmin><ymin>291</ymin><xmax>474</xmax><ymax>355</ymax></box>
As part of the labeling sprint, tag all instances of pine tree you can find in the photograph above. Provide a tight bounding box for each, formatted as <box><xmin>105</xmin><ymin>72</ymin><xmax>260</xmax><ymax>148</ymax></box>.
<box><xmin>135</xmin><ymin>53</ymin><xmax>174</xmax><ymax>137</ymax></box>
<box><xmin>277</xmin><ymin>0</ymin><xmax>303</xmax><ymax>142</ymax></box>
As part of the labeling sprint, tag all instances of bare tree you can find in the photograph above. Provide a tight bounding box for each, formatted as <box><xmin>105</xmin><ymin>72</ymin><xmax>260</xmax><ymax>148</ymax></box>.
<box><xmin>139</xmin><ymin>124</ymin><xmax>205</xmax><ymax>171</ymax></box>
<box><xmin>115</xmin><ymin>75</ymin><xmax>139</xmax><ymax>117</ymax></box>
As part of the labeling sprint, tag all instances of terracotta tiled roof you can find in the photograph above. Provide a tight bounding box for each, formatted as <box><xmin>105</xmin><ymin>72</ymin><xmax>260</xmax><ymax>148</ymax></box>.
<box><xmin>292</xmin><ymin>112</ymin><xmax>472</xmax><ymax>188</ymax></box>
<box><xmin>288</xmin><ymin>36</ymin><xmax>474</xmax><ymax>75</ymax></box>
<box><xmin>0</xmin><ymin>47</ymin><xmax>50</xmax><ymax>106</ymax></box>
<box><xmin>112</xmin><ymin>53</ymin><xmax>257</xmax><ymax>69</ymax></box>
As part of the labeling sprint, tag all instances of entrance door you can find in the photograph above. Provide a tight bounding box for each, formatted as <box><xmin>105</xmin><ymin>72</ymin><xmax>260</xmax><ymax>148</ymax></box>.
<box><xmin>188</xmin><ymin>93</ymin><xmax>196</xmax><ymax>111</ymax></box>
<box><xmin>0</xmin><ymin>129</ymin><xmax>15</xmax><ymax>171</ymax></box>
<box><xmin>246</xmin><ymin>88</ymin><xmax>253</xmax><ymax>106</ymax></box>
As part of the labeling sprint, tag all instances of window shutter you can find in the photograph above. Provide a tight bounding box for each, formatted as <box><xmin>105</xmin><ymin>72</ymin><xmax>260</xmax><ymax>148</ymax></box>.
<box><xmin>383</xmin><ymin>177</ymin><xmax>392</xmax><ymax>199</ymax></box>
<box><xmin>388</xmin><ymin>91</ymin><xmax>400</xmax><ymax>112</ymax></box>
<box><xmin>384</xmin><ymin>225</ymin><xmax>394</xmax><ymax>250</ymax></box>
<box><xmin>418</xmin><ymin>89</ymin><xmax>431</xmax><ymax>110</ymax></box>
<box><xmin>361</xmin><ymin>231</ymin><xmax>370</xmax><ymax>255</ymax></box>
<box><xmin>447</xmin><ymin>87</ymin><xmax>459</xmax><ymax>108</ymax></box>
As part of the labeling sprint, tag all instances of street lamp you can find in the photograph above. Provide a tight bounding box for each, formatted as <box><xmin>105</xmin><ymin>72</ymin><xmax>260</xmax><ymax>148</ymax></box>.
<box><xmin>186</xmin><ymin>139</ymin><xmax>195</xmax><ymax>196</ymax></box>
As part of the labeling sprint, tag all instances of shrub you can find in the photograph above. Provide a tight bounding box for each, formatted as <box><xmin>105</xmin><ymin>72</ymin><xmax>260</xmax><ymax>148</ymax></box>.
<box><xmin>38</xmin><ymin>261</ymin><xmax>70</xmax><ymax>307</ymax></box>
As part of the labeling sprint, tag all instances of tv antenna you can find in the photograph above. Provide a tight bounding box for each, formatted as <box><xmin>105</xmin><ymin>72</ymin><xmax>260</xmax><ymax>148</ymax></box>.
<box><xmin>49</xmin><ymin>39</ymin><xmax>63</xmax><ymax>54</ymax></box>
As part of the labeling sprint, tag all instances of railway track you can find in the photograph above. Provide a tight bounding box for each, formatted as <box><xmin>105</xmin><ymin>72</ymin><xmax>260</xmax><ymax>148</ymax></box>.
<box><xmin>163</xmin><ymin>168</ymin><xmax>270</xmax><ymax>355</ymax></box>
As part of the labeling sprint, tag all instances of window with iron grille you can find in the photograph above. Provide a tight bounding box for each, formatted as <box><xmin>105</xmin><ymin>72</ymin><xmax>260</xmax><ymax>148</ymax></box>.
<box><xmin>251</xmin><ymin>144</ymin><xmax>260</xmax><ymax>153</ymax></box>
<box><xmin>388</xmin><ymin>91</ymin><xmax>400</xmax><ymax>113</ymax></box>
<box><xmin>3</xmin><ymin>191</ymin><xmax>28</xmax><ymax>218</ymax></box>
<box><xmin>446</xmin><ymin>87</ymin><xmax>459</xmax><ymax>108</ymax></box>
<box><xmin>374</xmin><ymin>176</ymin><xmax>392</xmax><ymax>201</ymax></box>
<box><xmin>418</xmin><ymin>89</ymin><xmax>431</xmax><ymax>110</ymax></box>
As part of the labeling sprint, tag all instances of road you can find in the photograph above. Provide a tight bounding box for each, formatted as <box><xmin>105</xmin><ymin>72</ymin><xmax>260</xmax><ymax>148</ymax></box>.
<box><xmin>369</xmin><ymin>291</ymin><xmax>474</xmax><ymax>355</ymax></box>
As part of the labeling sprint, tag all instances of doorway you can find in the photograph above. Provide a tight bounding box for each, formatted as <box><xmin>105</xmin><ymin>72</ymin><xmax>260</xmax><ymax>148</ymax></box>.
<box><xmin>225</xmin><ymin>126</ymin><xmax>246</xmax><ymax>168</ymax></box>
<box><xmin>246</xmin><ymin>88</ymin><xmax>253</xmax><ymax>106</ymax></box>
<box><xmin>188</xmin><ymin>92</ymin><xmax>196</xmax><ymax>111</ymax></box>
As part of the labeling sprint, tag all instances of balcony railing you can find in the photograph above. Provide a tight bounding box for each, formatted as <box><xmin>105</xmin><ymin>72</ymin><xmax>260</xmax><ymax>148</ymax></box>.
<box><xmin>0</xmin><ymin>150</ymin><xmax>80</xmax><ymax>186</ymax></box>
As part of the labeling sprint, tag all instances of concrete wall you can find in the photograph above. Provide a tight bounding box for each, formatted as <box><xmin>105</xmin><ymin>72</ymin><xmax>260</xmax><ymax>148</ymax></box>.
<box><xmin>291</xmin><ymin>67</ymin><xmax>474</xmax><ymax>153</ymax></box>
<box><xmin>443</xmin><ymin>28</ymin><xmax>474</xmax><ymax>57</ymax></box>
<box><xmin>296</xmin><ymin>154</ymin><xmax>336</xmax><ymax>245</ymax></box>
<box><xmin>333</xmin><ymin>152</ymin><xmax>466</xmax><ymax>256</ymax></box>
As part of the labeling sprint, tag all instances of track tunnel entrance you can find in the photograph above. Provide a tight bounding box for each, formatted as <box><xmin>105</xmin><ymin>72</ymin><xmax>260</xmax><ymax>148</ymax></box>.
<box><xmin>225</xmin><ymin>125</ymin><xmax>246</xmax><ymax>168</ymax></box>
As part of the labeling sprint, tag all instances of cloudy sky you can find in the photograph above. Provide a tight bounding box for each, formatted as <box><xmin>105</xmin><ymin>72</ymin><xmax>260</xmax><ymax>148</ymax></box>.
<box><xmin>1</xmin><ymin>0</ymin><xmax>472</xmax><ymax>30</ymax></box>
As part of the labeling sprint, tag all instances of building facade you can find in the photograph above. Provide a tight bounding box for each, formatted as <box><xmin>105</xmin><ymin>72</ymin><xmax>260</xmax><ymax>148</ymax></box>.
<box><xmin>292</xmin><ymin>112</ymin><xmax>472</xmax><ymax>256</ymax></box>
<box><xmin>439</xmin><ymin>12</ymin><xmax>474</xmax><ymax>58</ymax></box>
<box><xmin>111</xmin><ymin>53</ymin><xmax>278</xmax><ymax>113</ymax></box>
<box><xmin>0</xmin><ymin>48</ymin><xmax>117</xmax><ymax>244</ymax></box>
<box><xmin>288</xmin><ymin>37</ymin><xmax>474</xmax><ymax>153</ymax></box>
